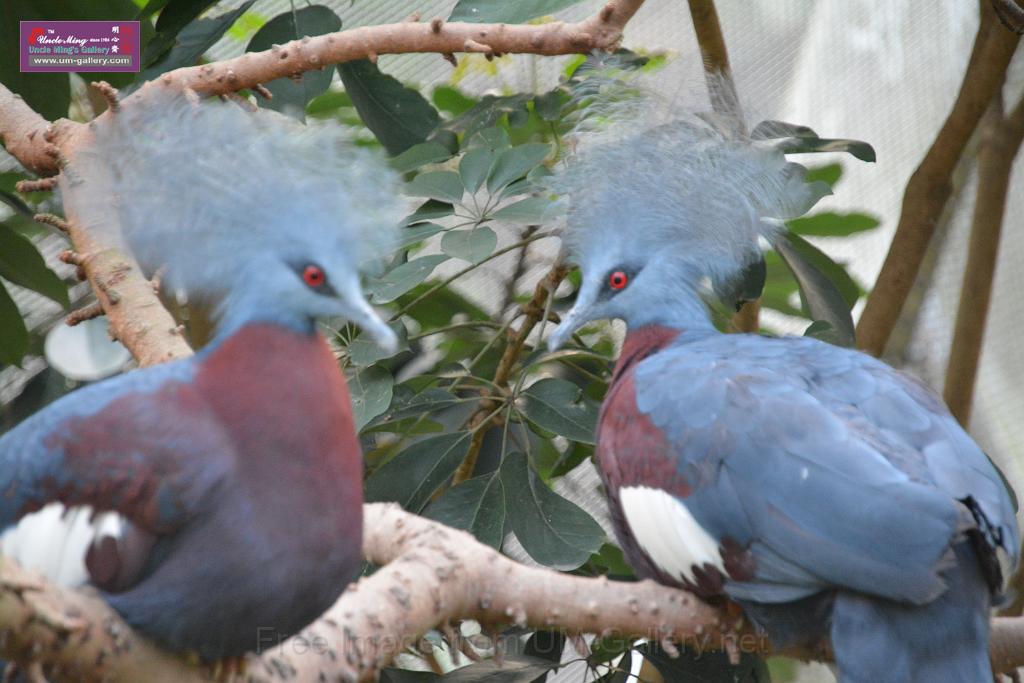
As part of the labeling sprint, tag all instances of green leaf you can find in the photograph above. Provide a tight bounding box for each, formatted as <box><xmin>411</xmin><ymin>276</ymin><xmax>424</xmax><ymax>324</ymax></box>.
<box><xmin>458</xmin><ymin>147</ymin><xmax>495</xmax><ymax>194</ymax></box>
<box><xmin>138</xmin><ymin>0</ymin><xmax>172</xmax><ymax>19</ymax></box>
<box><xmin>447</xmin><ymin>95</ymin><xmax>530</xmax><ymax>140</ymax></box>
<box><xmin>0</xmin><ymin>282</ymin><xmax>29</xmax><ymax>366</ymax></box>
<box><xmin>500</xmin><ymin>452</ymin><xmax>605</xmax><ymax>570</ymax></box>
<box><xmin>144</xmin><ymin>0</ymin><xmax>221</xmax><ymax>63</ymax></box>
<box><xmin>368</xmin><ymin>255</ymin><xmax>448</xmax><ymax>304</ymax></box>
<box><xmin>534</xmin><ymin>89</ymin><xmax>568</xmax><ymax>121</ymax></box>
<box><xmin>424</xmin><ymin>472</ymin><xmax>505</xmax><ymax>548</ymax></box>
<box><xmin>440</xmin><ymin>227</ymin><xmax>496</xmax><ymax>264</ymax></box>
<box><xmin>406</xmin><ymin>171</ymin><xmax>464</xmax><ymax>203</ymax></box>
<box><xmin>786</xmin><ymin>211</ymin><xmax>880</xmax><ymax>237</ymax></box>
<box><xmin>245</xmin><ymin>6</ymin><xmax>341</xmax><ymax>117</ymax></box>
<box><xmin>395</xmin><ymin>222</ymin><xmax>445</xmax><ymax>250</ymax></box>
<box><xmin>776</xmin><ymin>136</ymin><xmax>876</xmax><ymax>163</ymax></box>
<box><xmin>154</xmin><ymin>0</ymin><xmax>218</xmax><ymax>34</ymax></box>
<box><xmin>365</xmin><ymin>432</ymin><xmax>472</xmax><ymax>512</ymax></box>
<box><xmin>0</xmin><ymin>224</ymin><xmax>68</xmax><ymax>307</ymax></box>
<box><xmin>760</xmin><ymin>250</ymin><xmax>802</xmax><ymax>318</ymax></box>
<box><xmin>470</xmin><ymin>127</ymin><xmax>511</xmax><ymax>151</ymax></box>
<box><xmin>389</xmin><ymin>387</ymin><xmax>463</xmax><ymax>418</ymax></box>
<box><xmin>520</xmin><ymin>377</ymin><xmax>599</xmax><ymax>444</ymax></box>
<box><xmin>486</xmin><ymin>143</ymin><xmax>551</xmax><ymax>193</ymax></box>
<box><xmin>338</xmin><ymin>59</ymin><xmax>441</xmax><ymax>156</ymax></box>
<box><xmin>490</xmin><ymin>196</ymin><xmax>551</xmax><ymax>224</ymax></box>
<box><xmin>363</xmin><ymin>416</ymin><xmax>443</xmax><ymax>436</ymax></box>
<box><xmin>405</xmin><ymin>290</ymin><xmax>490</xmax><ymax>327</ymax></box>
<box><xmin>804</xmin><ymin>163</ymin><xmax>843</xmax><ymax>188</ymax></box>
<box><xmin>592</xmin><ymin>542</ymin><xmax>634</xmax><ymax>576</ymax></box>
<box><xmin>305</xmin><ymin>90</ymin><xmax>352</xmax><ymax>117</ymax></box>
<box><xmin>448</xmin><ymin>0</ymin><xmax>588</xmax><ymax>23</ymax></box>
<box><xmin>773</xmin><ymin>233</ymin><xmax>857</xmax><ymax>347</ymax></box>
<box><xmin>433</xmin><ymin>85</ymin><xmax>477</xmax><ymax>116</ymax></box>
<box><xmin>404</xmin><ymin>200</ymin><xmax>454</xmax><ymax>225</ymax></box>
<box><xmin>786</xmin><ymin>233</ymin><xmax>861</xmax><ymax>306</ymax></box>
<box><xmin>346</xmin><ymin>320</ymin><xmax>408</xmax><ymax>366</ymax></box>
<box><xmin>389</xmin><ymin>141</ymin><xmax>454</xmax><ymax>173</ymax></box>
<box><xmin>348</xmin><ymin>365</ymin><xmax>393</xmax><ymax>430</ymax></box>
<box><xmin>0</xmin><ymin>187</ymin><xmax>33</xmax><ymax>219</ymax></box>
<box><xmin>803</xmin><ymin>320</ymin><xmax>848</xmax><ymax>346</ymax></box>
<box><xmin>137</xmin><ymin>1</ymin><xmax>254</xmax><ymax>85</ymax></box>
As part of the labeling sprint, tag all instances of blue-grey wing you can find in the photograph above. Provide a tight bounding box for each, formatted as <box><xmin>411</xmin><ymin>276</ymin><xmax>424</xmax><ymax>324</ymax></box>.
<box><xmin>0</xmin><ymin>358</ymin><xmax>230</xmax><ymax>534</ymax></box>
<box><xmin>633</xmin><ymin>332</ymin><xmax>1018</xmax><ymax>605</ymax></box>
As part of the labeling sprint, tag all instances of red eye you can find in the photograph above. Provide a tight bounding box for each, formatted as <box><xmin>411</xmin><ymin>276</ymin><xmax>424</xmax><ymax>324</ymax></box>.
<box><xmin>303</xmin><ymin>265</ymin><xmax>325</xmax><ymax>287</ymax></box>
<box><xmin>608</xmin><ymin>270</ymin><xmax>629</xmax><ymax>291</ymax></box>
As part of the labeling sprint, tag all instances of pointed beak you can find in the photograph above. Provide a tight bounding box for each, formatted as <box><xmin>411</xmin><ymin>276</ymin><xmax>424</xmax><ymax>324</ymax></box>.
<box><xmin>546</xmin><ymin>282</ymin><xmax>599</xmax><ymax>352</ymax></box>
<box><xmin>340</xmin><ymin>288</ymin><xmax>398</xmax><ymax>354</ymax></box>
<box><xmin>546</xmin><ymin>309</ymin><xmax>582</xmax><ymax>351</ymax></box>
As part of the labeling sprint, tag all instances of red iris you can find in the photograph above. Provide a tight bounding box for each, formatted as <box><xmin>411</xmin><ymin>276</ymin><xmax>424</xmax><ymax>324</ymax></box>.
<box><xmin>303</xmin><ymin>265</ymin><xmax>325</xmax><ymax>287</ymax></box>
<box><xmin>608</xmin><ymin>270</ymin><xmax>629</xmax><ymax>290</ymax></box>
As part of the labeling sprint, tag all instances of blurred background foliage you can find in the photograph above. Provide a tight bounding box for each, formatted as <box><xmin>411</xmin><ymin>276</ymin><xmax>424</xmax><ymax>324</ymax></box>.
<box><xmin>0</xmin><ymin>1</ymin><xmax>883</xmax><ymax>681</ymax></box>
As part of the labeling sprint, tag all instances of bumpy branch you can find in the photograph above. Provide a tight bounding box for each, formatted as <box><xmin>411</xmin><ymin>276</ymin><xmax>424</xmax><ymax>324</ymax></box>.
<box><xmin>4</xmin><ymin>504</ymin><xmax>1024</xmax><ymax>682</ymax></box>
<box><xmin>0</xmin><ymin>84</ymin><xmax>194</xmax><ymax>366</ymax></box>
<box><xmin>854</xmin><ymin>1</ymin><xmax>1020</xmax><ymax>356</ymax></box>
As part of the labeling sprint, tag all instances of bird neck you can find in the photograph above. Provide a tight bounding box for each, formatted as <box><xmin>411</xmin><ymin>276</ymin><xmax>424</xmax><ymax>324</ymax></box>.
<box><xmin>625</xmin><ymin>280</ymin><xmax>714</xmax><ymax>333</ymax></box>
<box><xmin>211</xmin><ymin>291</ymin><xmax>316</xmax><ymax>344</ymax></box>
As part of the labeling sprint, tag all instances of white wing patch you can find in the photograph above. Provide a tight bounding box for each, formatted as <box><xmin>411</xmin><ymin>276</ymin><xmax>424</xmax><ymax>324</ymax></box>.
<box><xmin>0</xmin><ymin>502</ymin><xmax>121</xmax><ymax>587</ymax></box>
<box><xmin>619</xmin><ymin>486</ymin><xmax>724</xmax><ymax>584</ymax></box>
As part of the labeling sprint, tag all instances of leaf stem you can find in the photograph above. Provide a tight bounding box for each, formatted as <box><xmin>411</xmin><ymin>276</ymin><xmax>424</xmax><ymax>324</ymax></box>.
<box><xmin>390</xmin><ymin>231</ymin><xmax>555</xmax><ymax>320</ymax></box>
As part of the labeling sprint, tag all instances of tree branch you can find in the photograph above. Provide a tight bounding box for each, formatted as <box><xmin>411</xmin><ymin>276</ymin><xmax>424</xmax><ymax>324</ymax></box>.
<box><xmin>943</xmin><ymin>92</ymin><xmax>1024</xmax><ymax>424</ymax></box>
<box><xmin>144</xmin><ymin>1</ymin><xmax>644</xmax><ymax>100</ymax></box>
<box><xmin>452</xmin><ymin>262</ymin><xmax>570</xmax><ymax>484</ymax></box>
<box><xmin>686</xmin><ymin>0</ymin><xmax>743</xmax><ymax>126</ymax></box>
<box><xmin>4</xmin><ymin>504</ymin><xmax>1024</xmax><ymax>682</ymax></box>
<box><xmin>855</xmin><ymin>1</ymin><xmax>1020</xmax><ymax>356</ymax></box>
<box><xmin>0</xmin><ymin>84</ymin><xmax>194</xmax><ymax>366</ymax></box>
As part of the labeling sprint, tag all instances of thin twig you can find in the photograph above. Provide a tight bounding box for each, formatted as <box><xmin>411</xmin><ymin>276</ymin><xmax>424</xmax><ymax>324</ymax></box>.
<box><xmin>452</xmin><ymin>262</ymin><xmax>570</xmax><ymax>484</ymax></box>
<box><xmin>33</xmin><ymin>213</ymin><xmax>69</xmax><ymax>233</ymax></box>
<box><xmin>391</xmin><ymin>232</ymin><xmax>555</xmax><ymax>320</ymax></box>
<box><xmin>15</xmin><ymin>178</ymin><xmax>57</xmax><ymax>194</ymax></box>
<box><xmin>65</xmin><ymin>301</ymin><xmax>105</xmax><ymax>327</ymax></box>
<box><xmin>89</xmin><ymin>81</ymin><xmax>120</xmax><ymax>113</ymax></box>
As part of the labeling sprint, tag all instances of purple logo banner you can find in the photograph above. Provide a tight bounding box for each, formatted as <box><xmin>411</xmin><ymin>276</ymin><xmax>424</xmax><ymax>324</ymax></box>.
<box><xmin>20</xmin><ymin>21</ymin><xmax>141</xmax><ymax>73</ymax></box>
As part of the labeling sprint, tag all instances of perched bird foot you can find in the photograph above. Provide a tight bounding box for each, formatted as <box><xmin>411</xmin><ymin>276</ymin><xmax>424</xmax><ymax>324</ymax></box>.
<box><xmin>208</xmin><ymin>656</ymin><xmax>247</xmax><ymax>681</ymax></box>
